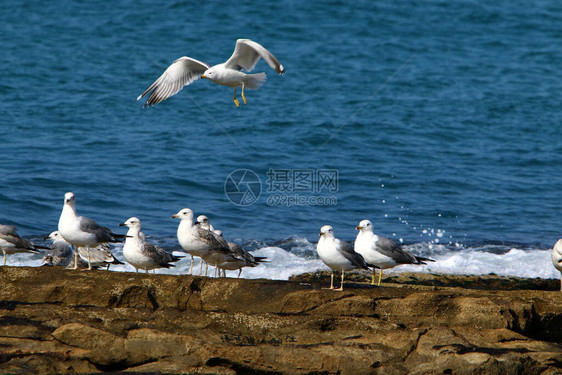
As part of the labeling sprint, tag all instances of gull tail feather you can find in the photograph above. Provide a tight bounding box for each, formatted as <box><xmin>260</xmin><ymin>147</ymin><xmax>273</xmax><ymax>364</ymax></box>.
<box><xmin>244</xmin><ymin>73</ymin><xmax>267</xmax><ymax>89</ymax></box>
<box><xmin>415</xmin><ymin>256</ymin><xmax>435</xmax><ymax>264</ymax></box>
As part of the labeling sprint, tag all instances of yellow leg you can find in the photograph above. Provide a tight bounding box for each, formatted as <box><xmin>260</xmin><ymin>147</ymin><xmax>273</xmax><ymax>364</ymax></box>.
<box><xmin>378</xmin><ymin>269</ymin><xmax>384</xmax><ymax>286</ymax></box>
<box><xmin>233</xmin><ymin>88</ymin><xmax>240</xmax><ymax>107</ymax></box>
<box><xmin>335</xmin><ymin>271</ymin><xmax>344</xmax><ymax>291</ymax></box>
<box><xmin>241</xmin><ymin>83</ymin><xmax>247</xmax><ymax>104</ymax></box>
<box><xmin>371</xmin><ymin>269</ymin><xmax>376</xmax><ymax>285</ymax></box>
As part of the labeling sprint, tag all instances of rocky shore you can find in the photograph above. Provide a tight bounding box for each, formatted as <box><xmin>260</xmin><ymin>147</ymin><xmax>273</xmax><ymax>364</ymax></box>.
<box><xmin>0</xmin><ymin>267</ymin><xmax>561</xmax><ymax>374</ymax></box>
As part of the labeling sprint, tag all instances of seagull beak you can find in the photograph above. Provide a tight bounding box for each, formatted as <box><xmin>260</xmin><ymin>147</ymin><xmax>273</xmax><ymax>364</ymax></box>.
<box><xmin>194</xmin><ymin>221</ymin><xmax>200</xmax><ymax>225</ymax></box>
<box><xmin>319</xmin><ymin>232</ymin><xmax>324</xmax><ymax>236</ymax></box>
<box><xmin>43</xmin><ymin>235</ymin><xmax>51</xmax><ymax>240</ymax></box>
<box><xmin>118</xmin><ymin>222</ymin><xmax>126</xmax><ymax>227</ymax></box>
<box><xmin>356</xmin><ymin>226</ymin><xmax>363</xmax><ymax>230</ymax></box>
<box><xmin>200</xmin><ymin>75</ymin><xmax>206</xmax><ymax>79</ymax></box>
<box><xmin>171</xmin><ymin>214</ymin><xmax>179</xmax><ymax>219</ymax></box>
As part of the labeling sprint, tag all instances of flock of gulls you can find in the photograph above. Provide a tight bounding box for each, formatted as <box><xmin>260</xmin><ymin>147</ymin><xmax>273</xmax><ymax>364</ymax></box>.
<box><xmin>0</xmin><ymin>191</ymin><xmax>437</xmax><ymax>289</ymax></box>
<box><xmin>2</xmin><ymin>191</ymin><xmax>562</xmax><ymax>291</ymax></box>
<box><xmin>2</xmin><ymin>38</ymin><xmax>562</xmax><ymax>291</ymax></box>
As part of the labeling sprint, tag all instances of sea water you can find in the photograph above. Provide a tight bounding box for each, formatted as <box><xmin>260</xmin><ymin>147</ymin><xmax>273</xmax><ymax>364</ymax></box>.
<box><xmin>1</xmin><ymin>1</ymin><xmax>561</xmax><ymax>280</ymax></box>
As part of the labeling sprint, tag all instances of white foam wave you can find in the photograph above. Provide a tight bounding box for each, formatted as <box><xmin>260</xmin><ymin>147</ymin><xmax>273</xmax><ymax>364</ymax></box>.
<box><xmin>8</xmin><ymin>243</ymin><xmax>561</xmax><ymax>281</ymax></box>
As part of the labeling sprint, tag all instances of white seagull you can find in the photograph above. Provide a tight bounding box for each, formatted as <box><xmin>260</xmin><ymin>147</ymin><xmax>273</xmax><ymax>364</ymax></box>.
<box><xmin>195</xmin><ymin>215</ymin><xmax>216</xmax><ymax>233</ymax></box>
<box><xmin>119</xmin><ymin>217</ymin><xmax>182</xmax><ymax>273</ymax></box>
<box><xmin>43</xmin><ymin>231</ymin><xmax>112</xmax><ymax>269</ymax></box>
<box><xmin>171</xmin><ymin>208</ymin><xmax>229</xmax><ymax>276</ymax></box>
<box><xmin>75</xmin><ymin>243</ymin><xmax>124</xmax><ymax>270</ymax></box>
<box><xmin>317</xmin><ymin>225</ymin><xmax>368</xmax><ymax>291</ymax></box>
<box><xmin>57</xmin><ymin>192</ymin><xmax>126</xmax><ymax>270</ymax></box>
<box><xmin>137</xmin><ymin>38</ymin><xmax>285</xmax><ymax>108</ymax></box>
<box><xmin>214</xmin><ymin>230</ymin><xmax>268</xmax><ymax>278</ymax></box>
<box><xmin>354</xmin><ymin>220</ymin><xmax>434</xmax><ymax>286</ymax></box>
<box><xmin>551</xmin><ymin>239</ymin><xmax>562</xmax><ymax>292</ymax></box>
<box><xmin>0</xmin><ymin>224</ymin><xmax>46</xmax><ymax>265</ymax></box>
<box><xmin>43</xmin><ymin>231</ymin><xmax>82</xmax><ymax>268</ymax></box>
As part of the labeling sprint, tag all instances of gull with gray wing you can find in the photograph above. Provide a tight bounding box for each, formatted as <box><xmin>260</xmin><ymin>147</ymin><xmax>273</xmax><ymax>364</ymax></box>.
<box><xmin>43</xmin><ymin>231</ymin><xmax>84</xmax><ymax>268</ymax></box>
<box><xmin>120</xmin><ymin>217</ymin><xmax>182</xmax><ymax>273</ymax></box>
<box><xmin>58</xmin><ymin>192</ymin><xmax>126</xmax><ymax>270</ymax></box>
<box><xmin>317</xmin><ymin>225</ymin><xmax>369</xmax><ymax>291</ymax></box>
<box><xmin>172</xmin><ymin>208</ymin><xmax>228</xmax><ymax>276</ymax></box>
<box><xmin>137</xmin><ymin>39</ymin><xmax>285</xmax><ymax>108</ymax></box>
<box><xmin>214</xmin><ymin>230</ymin><xmax>268</xmax><ymax>278</ymax></box>
<box><xmin>0</xmin><ymin>224</ymin><xmax>46</xmax><ymax>266</ymax></box>
<box><xmin>354</xmin><ymin>219</ymin><xmax>434</xmax><ymax>285</ymax></box>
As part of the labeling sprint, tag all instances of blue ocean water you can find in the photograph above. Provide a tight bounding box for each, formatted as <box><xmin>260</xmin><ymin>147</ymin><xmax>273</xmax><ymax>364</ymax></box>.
<box><xmin>2</xmin><ymin>1</ymin><xmax>561</xmax><ymax>278</ymax></box>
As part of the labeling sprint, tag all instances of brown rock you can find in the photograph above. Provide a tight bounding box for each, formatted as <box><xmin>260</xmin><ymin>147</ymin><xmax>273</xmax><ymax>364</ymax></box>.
<box><xmin>0</xmin><ymin>267</ymin><xmax>560</xmax><ymax>374</ymax></box>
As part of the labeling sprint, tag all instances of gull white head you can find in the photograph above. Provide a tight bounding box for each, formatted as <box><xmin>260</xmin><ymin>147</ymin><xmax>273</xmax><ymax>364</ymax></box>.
<box><xmin>171</xmin><ymin>208</ymin><xmax>194</xmax><ymax>221</ymax></box>
<box><xmin>195</xmin><ymin>215</ymin><xmax>211</xmax><ymax>229</ymax></box>
<box><xmin>201</xmin><ymin>67</ymin><xmax>218</xmax><ymax>82</ymax></box>
<box><xmin>356</xmin><ymin>220</ymin><xmax>373</xmax><ymax>232</ymax></box>
<box><xmin>319</xmin><ymin>225</ymin><xmax>335</xmax><ymax>238</ymax></box>
<box><xmin>195</xmin><ymin>215</ymin><xmax>209</xmax><ymax>224</ymax></box>
<box><xmin>119</xmin><ymin>217</ymin><xmax>142</xmax><ymax>230</ymax></box>
<box><xmin>45</xmin><ymin>231</ymin><xmax>63</xmax><ymax>241</ymax></box>
<box><xmin>64</xmin><ymin>192</ymin><xmax>76</xmax><ymax>206</ymax></box>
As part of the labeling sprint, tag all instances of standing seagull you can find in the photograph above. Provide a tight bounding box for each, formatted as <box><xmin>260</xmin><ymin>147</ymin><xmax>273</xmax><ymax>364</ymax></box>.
<box><xmin>0</xmin><ymin>224</ymin><xmax>46</xmax><ymax>265</ymax></box>
<box><xmin>43</xmin><ymin>231</ymin><xmax>81</xmax><ymax>268</ymax></box>
<box><xmin>195</xmin><ymin>215</ymin><xmax>216</xmax><ymax>233</ymax></box>
<box><xmin>172</xmin><ymin>208</ymin><xmax>216</xmax><ymax>275</ymax></box>
<box><xmin>552</xmin><ymin>239</ymin><xmax>562</xmax><ymax>292</ymax></box>
<box><xmin>75</xmin><ymin>243</ymin><xmax>124</xmax><ymax>270</ymax></box>
<box><xmin>213</xmin><ymin>230</ymin><xmax>268</xmax><ymax>278</ymax></box>
<box><xmin>137</xmin><ymin>39</ymin><xmax>285</xmax><ymax>108</ymax></box>
<box><xmin>57</xmin><ymin>192</ymin><xmax>125</xmax><ymax>270</ymax></box>
<box><xmin>119</xmin><ymin>217</ymin><xmax>181</xmax><ymax>273</ymax></box>
<box><xmin>317</xmin><ymin>225</ymin><xmax>369</xmax><ymax>291</ymax></box>
<box><xmin>355</xmin><ymin>220</ymin><xmax>434</xmax><ymax>286</ymax></box>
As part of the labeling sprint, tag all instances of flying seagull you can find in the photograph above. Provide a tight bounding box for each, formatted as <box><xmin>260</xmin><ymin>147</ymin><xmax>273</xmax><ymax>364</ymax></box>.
<box><xmin>137</xmin><ymin>39</ymin><xmax>285</xmax><ymax>108</ymax></box>
<box><xmin>317</xmin><ymin>225</ymin><xmax>368</xmax><ymax>291</ymax></box>
<box><xmin>354</xmin><ymin>220</ymin><xmax>434</xmax><ymax>286</ymax></box>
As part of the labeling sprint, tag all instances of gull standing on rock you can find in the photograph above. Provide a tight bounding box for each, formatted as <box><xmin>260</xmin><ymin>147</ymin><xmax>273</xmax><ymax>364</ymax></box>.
<box><xmin>172</xmin><ymin>208</ymin><xmax>228</xmax><ymax>275</ymax></box>
<box><xmin>120</xmin><ymin>217</ymin><xmax>181</xmax><ymax>273</ymax></box>
<box><xmin>43</xmin><ymin>231</ymin><xmax>85</xmax><ymax>268</ymax></box>
<box><xmin>355</xmin><ymin>220</ymin><xmax>434</xmax><ymax>286</ymax></box>
<box><xmin>317</xmin><ymin>225</ymin><xmax>369</xmax><ymax>291</ymax></box>
<box><xmin>0</xmin><ymin>224</ymin><xmax>46</xmax><ymax>265</ymax></box>
<box><xmin>214</xmin><ymin>230</ymin><xmax>268</xmax><ymax>278</ymax></box>
<box><xmin>195</xmin><ymin>215</ymin><xmax>216</xmax><ymax>233</ymax></box>
<box><xmin>551</xmin><ymin>239</ymin><xmax>562</xmax><ymax>292</ymax></box>
<box><xmin>57</xmin><ymin>192</ymin><xmax>125</xmax><ymax>270</ymax></box>
<box><xmin>137</xmin><ymin>39</ymin><xmax>285</xmax><ymax>108</ymax></box>
<box><xmin>75</xmin><ymin>243</ymin><xmax>124</xmax><ymax>270</ymax></box>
